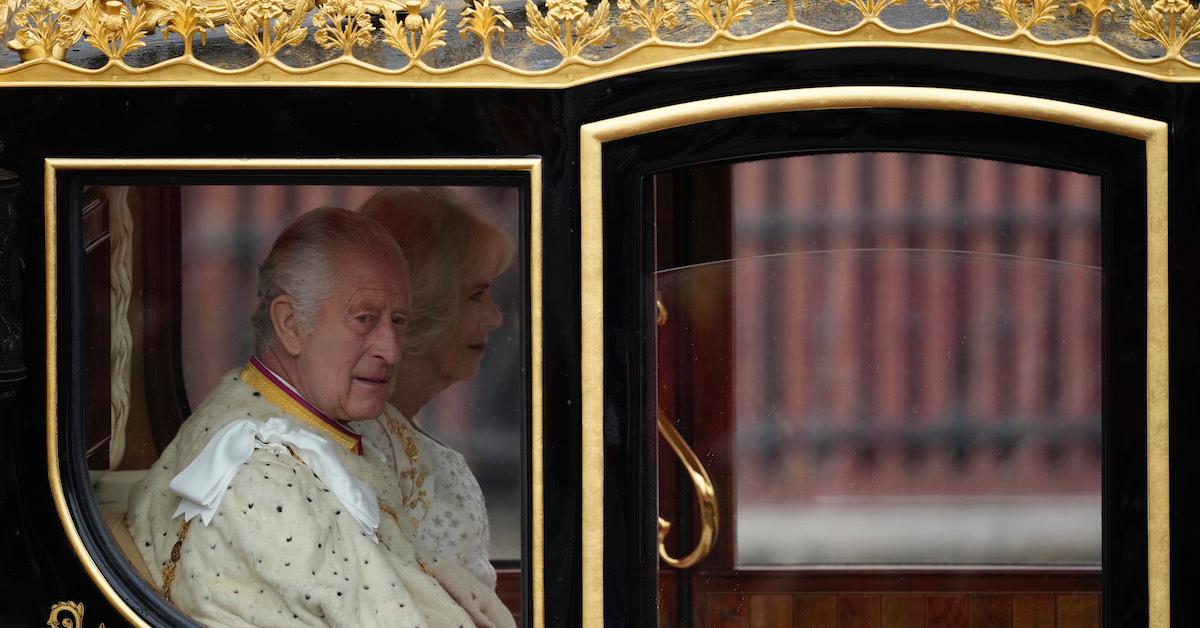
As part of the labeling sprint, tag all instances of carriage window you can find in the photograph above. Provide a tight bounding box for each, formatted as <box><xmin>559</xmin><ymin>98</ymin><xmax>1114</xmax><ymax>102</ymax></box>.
<box><xmin>656</xmin><ymin>153</ymin><xmax>1101</xmax><ymax>568</ymax></box>
<box><xmin>177</xmin><ymin>185</ymin><xmax>524</xmax><ymax>565</ymax></box>
<box><xmin>83</xmin><ymin>182</ymin><xmax>526</xmax><ymax>623</ymax></box>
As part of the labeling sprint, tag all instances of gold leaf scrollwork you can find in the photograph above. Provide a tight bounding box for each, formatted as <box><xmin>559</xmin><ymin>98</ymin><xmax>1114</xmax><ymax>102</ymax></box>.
<box><xmin>223</xmin><ymin>0</ymin><xmax>310</xmax><ymax>59</ymax></box>
<box><xmin>458</xmin><ymin>0</ymin><xmax>511</xmax><ymax>59</ymax></box>
<box><xmin>1130</xmin><ymin>0</ymin><xmax>1200</xmax><ymax>56</ymax></box>
<box><xmin>834</xmin><ymin>0</ymin><xmax>903</xmax><ymax>19</ymax></box>
<box><xmin>47</xmin><ymin>601</ymin><xmax>106</xmax><ymax>628</ymax></box>
<box><xmin>313</xmin><ymin>0</ymin><xmax>374</xmax><ymax>56</ymax></box>
<box><xmin>525</xmin><ymin>0</ymin><xmax>610</xmax><ymax>60</ymax></box>
<box><xmin>685</xmin><ymin>0</ymin><xmax>751</xmax><ymax>31</ymax></box>
<box><xmin>78</xmin><ymin>0</ymin><xmax>166</xmax><ymax>60</ymax></box>
<box><xmin>617</xmin><ymin>0</ymin><xmax>681</xmax><ymax>39</ymax></box>
<box><xmin>2</xmin><ymin>0</ymin><xmax>22</xmax><ymax>42</ymax></box>
<box><xmin>923</xmin><ymin>0</ymin><xmax>978</xmax><ymax>21</ymax></box>
<box><xmin>1069</xmin><ymin>0</ymin><xmax>1118</xmax><ymax>36</ymax></box>
<box><xmin>7</xmin><ymin>0</ymin><xmax>86</xmax><ymax>61</ymax></box>
<box><xmin>381</xmin><ymin>0</ymin><xmax>448</xmax><ymax>63</ymax></box>
<box><xmin>158</xmin><ymin>0</ymin><xmax>213</xmax><ymax>57</ymax></box>
<box><xmin>993</xmin><ymin>0</ymin><xmax>1058</xmax><ymax>32</ymax></box>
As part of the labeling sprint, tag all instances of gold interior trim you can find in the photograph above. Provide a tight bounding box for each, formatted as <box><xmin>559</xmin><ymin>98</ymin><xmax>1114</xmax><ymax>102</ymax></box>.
<box><xmin>45</xmin><ymin>157</ymin><xmax>545</xmax><ymax>628</ymax></box>
<box><xmin>579</xmin><ymin>86</ymin><xmax>1169</xmax><ymax>627</ymax></box>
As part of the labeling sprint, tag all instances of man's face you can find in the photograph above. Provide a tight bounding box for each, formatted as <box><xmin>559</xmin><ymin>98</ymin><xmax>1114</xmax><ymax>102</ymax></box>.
<box><xmin>293</xmin><ymin>252</ymin><xmax>411</xmax><ymax>421</ymax></box>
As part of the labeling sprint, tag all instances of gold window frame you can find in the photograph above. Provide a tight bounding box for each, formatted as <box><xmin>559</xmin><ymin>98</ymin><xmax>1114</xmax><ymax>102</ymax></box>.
<box><xmin>43</xmin><ymin>157</ymin><xmax>546</xmax><ymax>628</ymax></box>
<box><xmin>578</xmin><ymin>86</ymin><xmax>1169</xmax><ymax>627</ymax></box>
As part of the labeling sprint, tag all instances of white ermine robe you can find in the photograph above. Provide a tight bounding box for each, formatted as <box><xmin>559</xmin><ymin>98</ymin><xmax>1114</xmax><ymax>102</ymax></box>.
<box><xmin>127</xmin><ymin>369</ymin><xmax>479</xmax><ymax>628</ymax></box>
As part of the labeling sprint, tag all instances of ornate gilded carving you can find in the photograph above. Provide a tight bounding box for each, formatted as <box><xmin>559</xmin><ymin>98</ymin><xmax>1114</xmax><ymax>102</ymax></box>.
<box><xmin>77</xmin><ymin>0</ymin><xmax>165</xmax><ymax>60</ymax></box>
<box><xmin>47</xmin><ymin>601</ymin><xmax>106</xmax><ymax>628</ymax></box>
<box><xmin>617</xmin><ymin>0</ymin><xmax>682</xmax><ymax>39</ymax></box>
<box><xmin>158</xmin><ymin>0</ymin><xmax>214</xmax><ymax>57</ymax></box>
<box><xmin>312</xmin><ymin>0</ymin><xmax>373</xmax><ymax>56</ymax></box>
<box><xmin>525</xmin><ymin>0</ymin><xmax>610</xmax><ymax>59</ymax></box>
<box><xmin>924</xmin><ymin>0</ymin><xmax>978</xmax><ymax>21</ymax></box>
<box><xmin>1070</xmin><ymin>0</ymin><xmax>1118</xmax><ymax>36</ymax></box>
<box><xmin>458</xmin><ymin>0</ymin><xmax>510</xmax><ymax>59</ymax></box>
<box><xmin>3</xmin><ymin>0</ymin><xmax>1200</xmax><ymax>83</ymax></box>
<box><xmin>6</xmin><ymin>0</ymin><xmax>86</xmax><ymax>61</ymax></box>
<box><xmin>222</xmin><ymin>0</ymin><xmax>310</xmax><ymax>59</ymax></box>
<box><xmin>1130</xmin><ymin>0</ymin><xmax>1200</xmax><ymax>55</ymax></box>
<box><xmin>686</xmin><ymin>0</ymin><xmax>751</xmax><ymax>30</ymax></box>
<box><xmin>994</xmin><ymin>0</ymin><xmax>1059</xmax><ymax>32</ymax></box>
<box><xmin>381</xmin><ymin>0</ymin><xmax>447</xmax><ymax>63</ymax></box>
<box><xmin>1</xmin><ymin>0</ymin><xmax>21</xmax><ymax>41</ymax></box>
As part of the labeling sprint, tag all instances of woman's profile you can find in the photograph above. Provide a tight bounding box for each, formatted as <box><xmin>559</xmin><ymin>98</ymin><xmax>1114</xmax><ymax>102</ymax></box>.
<box><xmin>356</xmin><ymin>188</ymin><xmax>516</xmax><ymax>628</ymax></box>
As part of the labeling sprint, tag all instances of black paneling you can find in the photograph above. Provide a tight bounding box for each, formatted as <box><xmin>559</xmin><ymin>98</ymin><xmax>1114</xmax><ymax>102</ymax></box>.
<box><xmin>0</xmin><ymin>45</ymin><xmax>1194</xmax><ymax>626</ymax></box>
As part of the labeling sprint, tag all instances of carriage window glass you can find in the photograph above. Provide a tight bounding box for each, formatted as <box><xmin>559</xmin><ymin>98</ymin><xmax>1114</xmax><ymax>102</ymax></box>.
<box><xmin>176</xmin><ymin>185</ymin><xmax>525</xmax><ymax>565</ymax></box>
<box><xmin>656</xmin><ymin>153</ymin><xmax>1101</xmax><ymax>567</ymax></box>
<box><xmin>77</xmin><ymin>182</ymin><xmax>528</xmax><ymax>626</ymax></box>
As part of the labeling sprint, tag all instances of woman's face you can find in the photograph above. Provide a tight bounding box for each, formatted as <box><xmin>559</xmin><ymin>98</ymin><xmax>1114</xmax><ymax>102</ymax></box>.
<box><xmin>427</xmin><ymin>271</ymin><xmax>504</xmax><ymax>383</ymax></box>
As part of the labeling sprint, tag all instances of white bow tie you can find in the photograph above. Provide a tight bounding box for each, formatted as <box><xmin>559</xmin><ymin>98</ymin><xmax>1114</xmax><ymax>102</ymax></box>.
<box><xmin>168</xmin><ymin>417</ymin><xmax>381</xmax><ymax>539</ymax></box>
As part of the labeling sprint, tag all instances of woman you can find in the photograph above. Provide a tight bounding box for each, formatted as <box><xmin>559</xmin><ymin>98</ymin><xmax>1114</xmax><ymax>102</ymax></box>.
<box><xmin>356</xmin><ymin>188</ymin><xmax>516</xmax><ymax>628</ymax></box>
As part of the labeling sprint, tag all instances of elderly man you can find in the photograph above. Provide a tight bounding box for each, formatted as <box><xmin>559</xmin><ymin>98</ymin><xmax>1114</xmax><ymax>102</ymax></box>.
<box><xmin>127</xmin><ymin>208</ymin><xmax>508</xmax><ymax>627</ymax></box>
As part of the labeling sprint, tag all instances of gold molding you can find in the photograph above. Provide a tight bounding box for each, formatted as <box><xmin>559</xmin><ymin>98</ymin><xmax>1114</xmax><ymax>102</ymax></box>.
<box><xmin>3</xmin><ymin>3</ymin><xmax>1200</xmax><ymax>86</ymax></box>
<box><xmin>578</xmin><ymin>86</ymin><xmax>1169</xmax><ymax>627</ymax></box>
<box><xmin>44</xmin><ymin>157</ymin><xmax>545</xmax><ymax>628</ymax></box>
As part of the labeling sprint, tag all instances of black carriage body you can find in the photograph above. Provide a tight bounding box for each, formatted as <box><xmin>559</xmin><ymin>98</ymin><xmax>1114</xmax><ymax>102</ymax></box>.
<box><xmin>1</xmin><ymin>47</ymin><xmax>1196</xmax><ymax>627</ymax></box>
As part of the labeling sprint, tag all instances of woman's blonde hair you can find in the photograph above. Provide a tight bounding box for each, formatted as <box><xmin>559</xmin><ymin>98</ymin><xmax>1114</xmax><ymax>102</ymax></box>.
<box><xmin>359</xmin><ymin>188</ymin><xmax>514</xmax><ymax>355</ymax></box>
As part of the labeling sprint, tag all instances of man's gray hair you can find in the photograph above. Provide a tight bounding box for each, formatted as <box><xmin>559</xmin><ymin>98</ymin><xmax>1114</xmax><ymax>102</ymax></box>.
<box><xmin>250</xmin><ymin>207</ymin><xmax>409</xmax><ymax>355</ymax></box>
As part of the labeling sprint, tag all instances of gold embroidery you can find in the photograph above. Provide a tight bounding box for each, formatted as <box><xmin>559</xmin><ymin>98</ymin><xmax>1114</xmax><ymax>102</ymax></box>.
<box><xmin>384</xmin><ymin>409</ymin><xmax>432</xmax><ymax>521</ymax></box>
<box><xmin>161</xmin><ymin>518</ymin><xmax>191</xmax><ymax>602</ymax></box>
<box><xmin>379</xmin><ymin>501</ymin><xmax>432</xmax><ymax>573</ymax></box>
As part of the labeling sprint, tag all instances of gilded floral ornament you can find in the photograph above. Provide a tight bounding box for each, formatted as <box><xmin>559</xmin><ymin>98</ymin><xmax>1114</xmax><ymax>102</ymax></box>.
<box><xmin>3</xmin><ymin>0</ymin><xmax>1200</xmax><ymax>84</ymax></box>
<box><xmin>1130</xmin><ymin>0</ymin><xmax>1200</xmax><ymax>55</ymax></box>
<box><xmin>47</xmin><ymin>601</ymin><xmax>106</xmax><ymax>628</ymax></box>
<box><xmin>381</xmin><ymin>0</ymin><xmax>448</xmax><ymax>62</ymax></box>
<box><xmin>923</xmin><ymin>0</ymin><xmax>978</xmax><ymax>21</ymax></box>
<box><xmin>222</xmin><ymin>0</ymin><xmax>309</xmax><ymax>58</ymax></box>
<box><xmin>313</xmin><ymin>0</ymin><xmax>374</xmax><ymax>56</ymax></box>
<box><xmin>458</xmin><ymin>0</ymin><xmax>511</xmax><ymax>59</ymax></box>
<box><xmin>2</xmin><ymin>0</ymin><xmax>22</xmax><ymax>41</ymax></box>
<box><xmin>7</xmin><ymin>0</ymin><xmax>87</xmax><ymax>61</ymax></box>
<box><xmin>993</xmin><ymin>0</ymin><xmax>1058</xmax><ymax>32</ymax></box>
<box><xmin>525</xmin><ymin>0</ymin><xmax>610</xmax><ymax>59</ymax></box>
<box><xmin>157</xmin><ymin>0</ymin><xmax>214</xmax><ymax>56</ymax></box>
<box><xmin>78</xmin><ymin>0</ymin><xmax>166</xmax><ymax>60</ymax></box>
<box><xmin>1069</xmin><ymin>0</ymin><xmax>1119</xmax><ymax>36</ymax></box>
<box><xmin>686</xmin><ymin>0</ymin><xmax>751</xmax><ymax>30</ymax></box>
<box><xmin>617</xmin><ymin>0</ymin><xmax>682</xmax><ymax>39</ymax></box>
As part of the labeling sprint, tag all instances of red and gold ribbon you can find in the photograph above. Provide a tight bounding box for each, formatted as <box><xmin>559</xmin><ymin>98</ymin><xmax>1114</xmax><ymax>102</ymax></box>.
<box><xmin>240</xmin><ymin>357</ymin><xmax>363</xmax><ymax>455</ymax></box>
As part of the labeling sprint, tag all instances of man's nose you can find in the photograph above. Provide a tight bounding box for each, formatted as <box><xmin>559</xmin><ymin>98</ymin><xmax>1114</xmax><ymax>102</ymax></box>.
<box><xmin>373</xmin><ymin>322</ymin><xmax>403</xmax><ymax>363</ymax></box>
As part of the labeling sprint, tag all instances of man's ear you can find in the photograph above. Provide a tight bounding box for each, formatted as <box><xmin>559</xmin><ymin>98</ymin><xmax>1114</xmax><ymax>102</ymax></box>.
<box><xmin>270</xmin><ymin>295</ymin><xmax>305</xmax><ymax>356</ymax></box>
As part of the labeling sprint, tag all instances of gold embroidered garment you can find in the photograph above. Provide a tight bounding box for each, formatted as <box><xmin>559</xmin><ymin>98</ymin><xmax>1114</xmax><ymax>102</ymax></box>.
<box><xmin>125</xmin><ymin>367</ymin><xmax>475</xmax><ymax>627</ymax></box>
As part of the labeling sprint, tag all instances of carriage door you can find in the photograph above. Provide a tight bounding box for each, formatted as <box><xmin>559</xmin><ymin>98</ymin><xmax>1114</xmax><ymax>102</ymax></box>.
<box><xmin>585</xmin><ymin>91</ymin><xmax>1160</xmax><ymax>627</ymax></box>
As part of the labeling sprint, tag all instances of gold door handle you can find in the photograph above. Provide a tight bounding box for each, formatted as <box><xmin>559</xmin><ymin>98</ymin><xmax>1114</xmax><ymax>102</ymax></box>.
<box><xmin>657</xmin><ymin>409</ymin><xmax>719</xmax><ymax>568</ymax></box>
<box><xmin>655</xmin><ymin>295</ymin><xmax>719</xmax><ymax>569</ymax></box>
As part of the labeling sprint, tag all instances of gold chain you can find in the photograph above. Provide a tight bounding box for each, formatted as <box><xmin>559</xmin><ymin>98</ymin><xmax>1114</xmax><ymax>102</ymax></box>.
<box><xmin>160</xmin><ymin>518</ymin><xmax>191</xmax><ymax>601</ymax></box>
